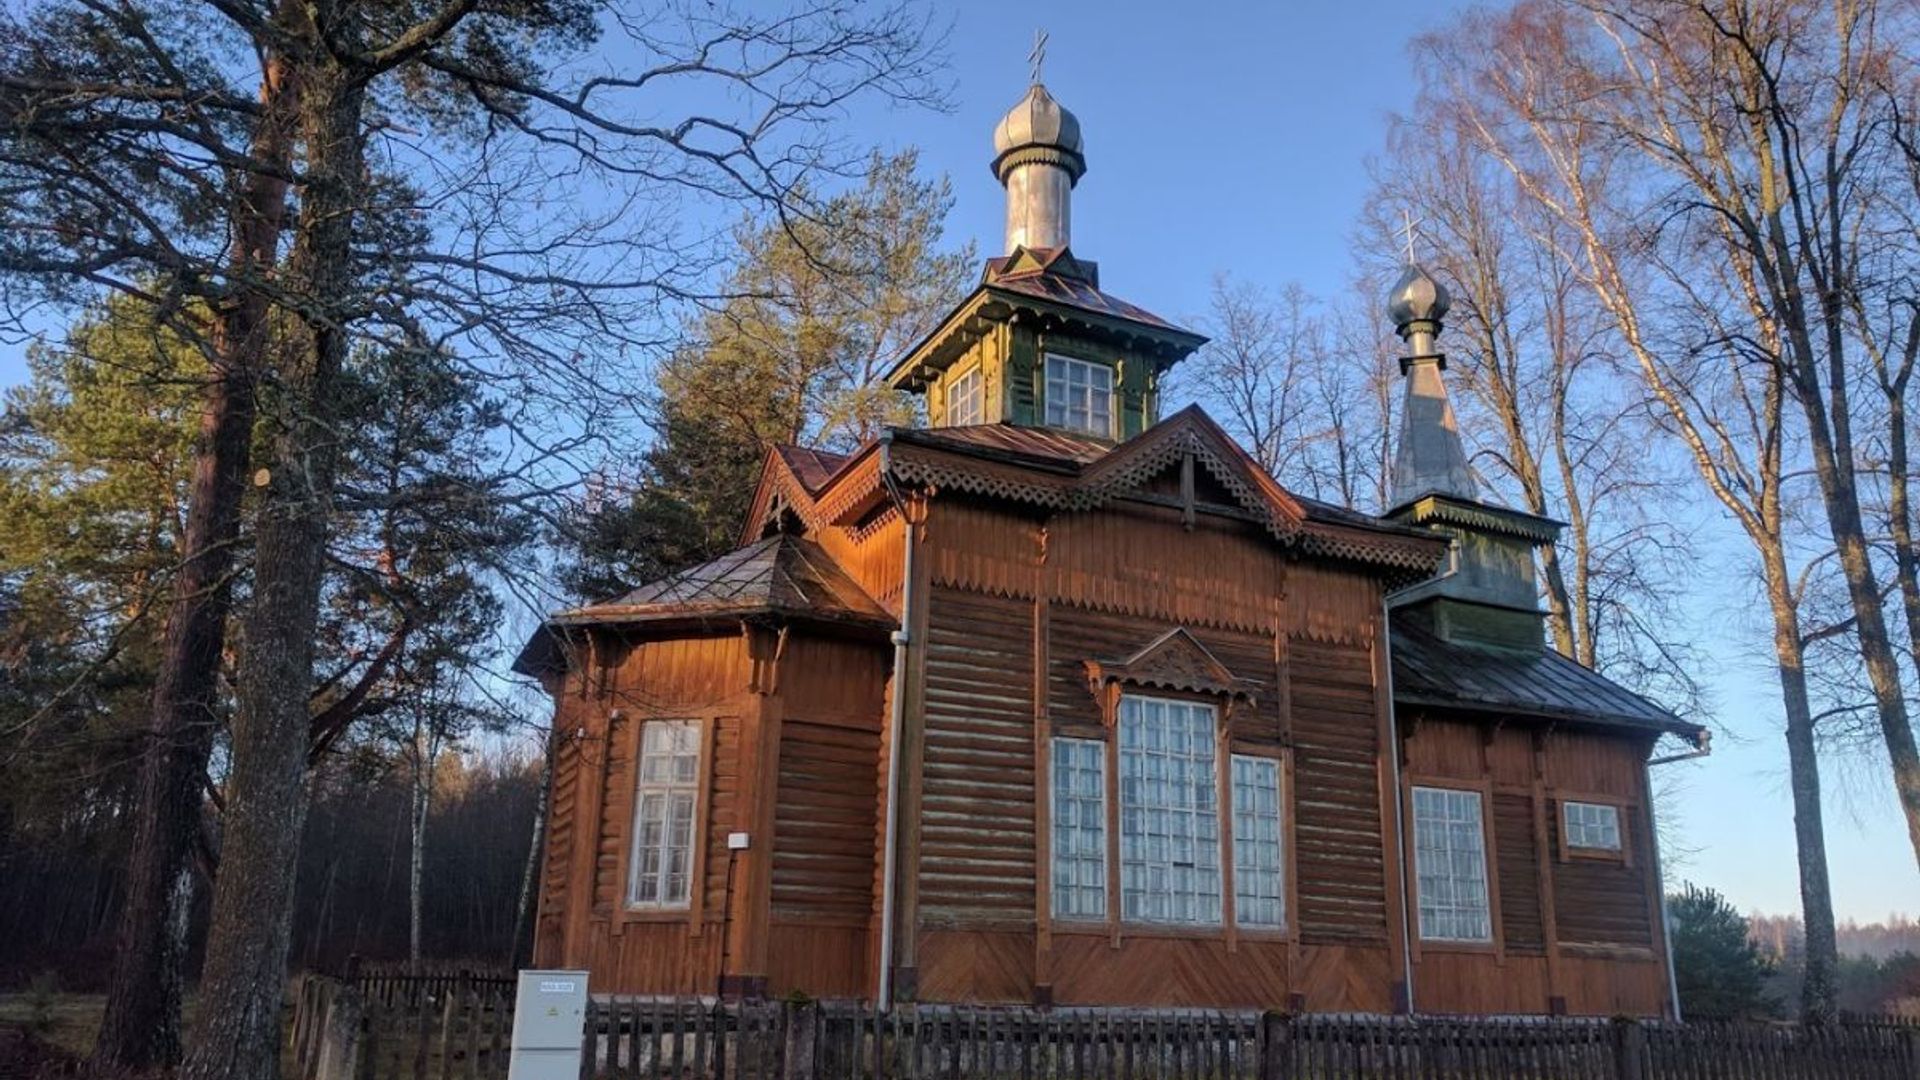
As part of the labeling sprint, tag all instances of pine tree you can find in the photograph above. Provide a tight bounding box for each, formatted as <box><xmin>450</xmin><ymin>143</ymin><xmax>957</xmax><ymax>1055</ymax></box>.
<box><xmin>1670</xmin><ymin>883</ymin><xmax>1780</xmax><ymax>1020</ymax></box>
<box><xmin>564</xmin><ymin>150</ymin><xmax>972</xmax><ymax>599</ymax></box>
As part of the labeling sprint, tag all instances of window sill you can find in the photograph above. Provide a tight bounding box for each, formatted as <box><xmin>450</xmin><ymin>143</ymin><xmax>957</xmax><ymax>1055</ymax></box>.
<box><xmin>620</xmin><ymin>906</ymin><xmax>695</xmax><ymax>923</ymax></box>
<box><xmin>1417</xmin><ymin>938</ymin><xmax>1499</xmax><ymax>955</ymax></box>
<box><xmin>1050</xmin><ymin>922</ymin><xmax>1290</xmax><ymax>942</ymax></box>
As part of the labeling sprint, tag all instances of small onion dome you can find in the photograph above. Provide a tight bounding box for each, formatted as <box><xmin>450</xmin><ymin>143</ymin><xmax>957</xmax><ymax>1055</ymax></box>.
<box><xmin>1386</xmin><ymin>262</ymin><xmax>1450</xmax><ymax>337</ymax></box>
<box><xmin>992</xmin><ymin>83</ymin><xmax>1086</xmax><ymax>184</ymax></box>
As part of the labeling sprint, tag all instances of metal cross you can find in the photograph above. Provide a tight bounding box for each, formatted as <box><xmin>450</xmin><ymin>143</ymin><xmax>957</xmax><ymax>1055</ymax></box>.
<box><xmin>1398</xmin><ymin>207</ymin><xmax>1423</xmax><ymax>264</ymax></box>
<box><xmin>1029</xmin><ymin>29</ymin><xmax>1049</xmax><ymax>85</ymax></box>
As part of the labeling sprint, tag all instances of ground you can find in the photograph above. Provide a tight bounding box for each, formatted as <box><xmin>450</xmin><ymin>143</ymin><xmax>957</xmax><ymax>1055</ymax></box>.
<box><xmin>0</xmin><ymin>993</ymin><xmax>298</xmax><ymax>1078</ymax></box>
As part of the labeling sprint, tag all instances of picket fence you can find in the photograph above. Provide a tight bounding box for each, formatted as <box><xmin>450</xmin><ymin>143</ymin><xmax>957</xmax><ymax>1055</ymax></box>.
<box><xmin>287</xmin><ymin>974</ymin><xmax>1920</xmax><ymax>1080</ymax></box>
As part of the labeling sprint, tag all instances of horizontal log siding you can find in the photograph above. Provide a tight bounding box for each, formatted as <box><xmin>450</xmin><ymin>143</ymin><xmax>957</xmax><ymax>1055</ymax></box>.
<box><xmin>774</xmin><ymin>720</ymin><xmax>880</xmax><ymax>923</ymax></box>
<box><xmin>919</xmin><ymin>585</ymin><xmax>1036</xmax><ymax>922</ymax></box>
<box><xmin>1289</xmin><ymin>638</ymin><xmax>1389</xmax><ymax>946</ymax></box>
<box><xmin>1492</xmin><ymin>792</ymin><xmax>1546</xmax><ymax>953</ymax></box>
<box><xmin>590</xmin><ymin>710</ymin><xmax>634</xmax><ymax>911</ymax></box>
<box><xmin>532</xmin><ymin>701</ymin><xmax>583</xmax><ymax>966</ymax></box>
<box><xmin>1551</xmin><ymin>806</ymin><xmax>1654</xmax><ymax>949</ymax></box>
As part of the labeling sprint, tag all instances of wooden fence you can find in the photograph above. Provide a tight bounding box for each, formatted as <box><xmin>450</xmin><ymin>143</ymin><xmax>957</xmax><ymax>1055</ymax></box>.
<box><xmin>289</xmin><ymin>975</ymin><xmax>1920</xmax><ymax>1080</ymax></box>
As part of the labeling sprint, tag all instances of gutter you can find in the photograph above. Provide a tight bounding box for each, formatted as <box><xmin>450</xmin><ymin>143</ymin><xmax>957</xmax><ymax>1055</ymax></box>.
<box><xmin>876</xmin><ymin>437</ymin><xmax>916</xmax><ymax>1003</ymax></box>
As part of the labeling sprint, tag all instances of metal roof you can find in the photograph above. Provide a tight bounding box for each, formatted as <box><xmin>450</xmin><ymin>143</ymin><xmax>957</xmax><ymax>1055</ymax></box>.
<box><xmin>1389</xmin><ymin>612</ymin><xmax>1703</xmax><ymax>740</ymax></box>
<box><xmin>775</xmin><ymin>445</ymin><xmax>850</xmax><ymax>493</ymax></box>
<box><xmin>511</xmin><ymin>535</ymin><xmax>892</xmax><ymax>675</ymax></box>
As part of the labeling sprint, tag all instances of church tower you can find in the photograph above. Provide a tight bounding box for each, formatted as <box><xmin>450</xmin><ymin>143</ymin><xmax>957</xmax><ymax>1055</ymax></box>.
<box><xmin>1382</xmin><ymin>261</ymin><xmax>1564</xmax><ymax>650</ymax></box>
<box><xmin>886</xmin><ymin>66</ymin><xmax>1205</xmax><ymax>440</ymax></box>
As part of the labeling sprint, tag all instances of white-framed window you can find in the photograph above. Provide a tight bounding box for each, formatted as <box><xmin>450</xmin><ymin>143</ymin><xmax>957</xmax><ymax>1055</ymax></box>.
<box><xmin>945</xmin><ymin>365</ymin><xmax>983</xmax><ymax>426</ymax></box>
<box><xmin>1118</xmin><ymin>695</ymin><xmax>1221</xmax><ymax>925</ymax></box>
<box><xmin>1411</xmin><ymin>786</ymin><xmax>1492</xmax><ymax>942</ymax></box>
<box><xmin>1043</xmin><ymin>354</ymin><xmax>1114</xmax><ymax>437</ymax></box>
<box><xmin>628</xmin><ymin>720</ymin><xmax>702</xmax><ymax>907</ymax></box>
<box><xmin>1563</xmin><ymin>800</ymin><xmax>1622</xmax><ymax>851</ymax></box>
<box><xmin>1050</xmin><ymin>737</ymin><xmax>1107</xmax><ymax>919</ymax></box>
<box><xmin>1231</xmin><ymin>755</ymin><xmax>1285</xmax><ymax>928</ymax></box>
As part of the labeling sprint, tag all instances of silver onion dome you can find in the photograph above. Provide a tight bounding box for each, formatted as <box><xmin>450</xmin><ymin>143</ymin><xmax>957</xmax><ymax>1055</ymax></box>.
<box><xmin>992</xmin><ymin>83</ymin><xmax>1085</xmax><ymax>183</ymax></box>
<box><xmin>1386</xmin><ymin>263</ymin><xmax>1451</xmax><ymax>334</ymax></box>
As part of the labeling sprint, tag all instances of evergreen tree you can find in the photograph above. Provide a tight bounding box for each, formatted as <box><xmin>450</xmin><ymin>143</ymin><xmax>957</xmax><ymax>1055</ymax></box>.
<box><xmin>564</xmin><ymin>150</ymin><xmax>972</xmax><ymax>599</ymax></box>
<box><xmin>1670</xmin><ymin>883</ymin><xmax>1780</xmax><ymax>1020</ymax></box>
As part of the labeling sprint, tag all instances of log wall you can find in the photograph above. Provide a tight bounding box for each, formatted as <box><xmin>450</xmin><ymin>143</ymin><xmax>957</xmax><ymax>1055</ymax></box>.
<box><xmin>1401</xmin><ymin>717</ymin><xmax>1670</xmax><ymax>1017</ymax></box>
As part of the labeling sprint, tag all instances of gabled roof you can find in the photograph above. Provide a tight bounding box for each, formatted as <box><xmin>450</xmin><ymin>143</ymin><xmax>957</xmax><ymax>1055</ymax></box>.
<box><xmin>775</xmin><ymin>445</ymin><xmax>849</xmax><ymax>494</ymax></box>
<box><xmin>880</xmin><ymin>408</ymin><xmax>1446</xmax><ymax>583</ymax></box>
<box><xmin>511</xmin><ymin>535</ymin><xmax>892</xmax><ymax>675</ymax></box>
<box><xmin>1389</xmin><ymin>612</ymin><xmax>1705</xmax><ymax>741</ymax></box>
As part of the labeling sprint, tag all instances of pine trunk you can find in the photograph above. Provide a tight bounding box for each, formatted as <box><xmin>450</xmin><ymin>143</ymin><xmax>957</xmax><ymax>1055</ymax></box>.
<box><xmin>91</xmin><ymin>50</ymin><xmax>295</xmax><ymax>1074</ymax></box>
<box><xmin>181</xmin><ymin>55</ymin><xmax>366</xmax><ymax>1080</ymax></box>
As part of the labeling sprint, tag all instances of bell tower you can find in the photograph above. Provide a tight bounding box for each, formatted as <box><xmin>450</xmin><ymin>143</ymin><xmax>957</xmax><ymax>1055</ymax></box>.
<box><xmin>1381</xmin><ymin>260</ymin><xmax>1563</xmax><ymax>650</ymax></box>
<box><xmin>885</xmin><ymin>57</ymin><xmax>1205</xmax><ymax>440</ymax></box>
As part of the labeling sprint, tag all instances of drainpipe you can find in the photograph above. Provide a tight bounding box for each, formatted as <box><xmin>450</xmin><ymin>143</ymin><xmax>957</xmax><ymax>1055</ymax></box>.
<box><xmin>1646</xmin><ymin>732</ymin><xmax>1709</xmax><ymax>1022</ymax></box>
<box><xmin>1378</xmin><ymin>596</ymin><xmax>1417</xmax><ymax>1014</ymax></box>
<box><xmin>877</xmin><ymin>448</ymin><xmax>919</xmax><ymax>1003</ymax></box>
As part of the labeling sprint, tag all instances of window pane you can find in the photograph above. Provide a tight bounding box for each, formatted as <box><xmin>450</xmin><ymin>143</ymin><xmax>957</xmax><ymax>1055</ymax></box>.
<box><xmin>1412</xmin><ymin>786</ymin><xmax>1491</xmax><ymax>941</ymax></box>
<box><xmin>1564</xmin><ymin>801</ymin><xmax>1622</xmax><ymax>850</ymax></box>
<box><xmin>946</xmin><ymin>366</ymin><xmax>983</xmax><ymax>426</ymax></box>
<box><xmin>1232</xmin><ymin>755</ymin><xmax>1285</xmax><ymax>928</ymax></box>
<box><xmin>629</xmin><ymin>720</ymin><xmax>701</xmax><ymax>907</ymax></box>
<box><xmin>1043</xmin><ymin>355</ymin><xmax>1115</xmax><ymax>437</ymax></box>
<box><xmin>1119</xmin><ymin>696</ymin><xmax>1220</xmax><ymax>925</ymax></box>
<box><xmin>1051</xmin><ymin>737</ymin><xmax>1107</xmax><ymax>919</ymax></box>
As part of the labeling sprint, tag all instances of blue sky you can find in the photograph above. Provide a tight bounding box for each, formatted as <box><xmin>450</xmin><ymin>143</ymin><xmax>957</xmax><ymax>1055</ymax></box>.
<box><xmin>2</xmin><ymin>0</ymin><xmax>1913</xmax><ymax>923</ymax></box>
<box><xmin>869</xmin><ymin>0</ymin><xmax>1919</xmax><ymax>923</ymax></box>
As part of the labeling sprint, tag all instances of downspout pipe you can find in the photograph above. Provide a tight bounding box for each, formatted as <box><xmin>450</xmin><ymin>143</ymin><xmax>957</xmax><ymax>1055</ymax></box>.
<box><xmin>877</xmin><ymin>443</ymin><xmax>917</xmax><ymax>1003</ymax></box>
<box><xmin>1647</xmin><ymin>733</ymin><xmax>1709</xmax><ymax>1022</ymax></box>
<box><xmin>1378</xmin><ymin>595</ymin><xmax>1417</xmax><ymax>1013</ymax></box>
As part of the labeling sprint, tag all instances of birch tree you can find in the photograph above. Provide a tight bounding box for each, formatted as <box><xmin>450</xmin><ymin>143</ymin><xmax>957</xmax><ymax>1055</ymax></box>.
<box><xmin>1412</xmin><ymin>0</ymin><xmax>1844</xmax><ymax>1021</ymax></box>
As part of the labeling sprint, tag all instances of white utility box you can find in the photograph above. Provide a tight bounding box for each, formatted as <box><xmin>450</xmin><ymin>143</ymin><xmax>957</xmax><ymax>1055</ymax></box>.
<box><xmin>507</xmin><ymin>969</ymin><xmax>589</xmax><ymax>1080</ymax></box>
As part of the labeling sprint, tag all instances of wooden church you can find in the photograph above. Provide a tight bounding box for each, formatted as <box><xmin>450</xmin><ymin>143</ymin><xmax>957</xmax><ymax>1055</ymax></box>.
<box><xmin>514</xmin><ymin>75</ymin><xmax>1708</xmax><ymax>1017</ymax></box>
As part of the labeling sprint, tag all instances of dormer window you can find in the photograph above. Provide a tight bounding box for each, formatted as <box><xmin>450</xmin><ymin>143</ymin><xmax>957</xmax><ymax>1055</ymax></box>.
<box><xmin>946</xmin><ymin>365</ymin><xmax>983</xmax><ymax>426</ymax></box>
<box><xmin>1044</xmin><ymin>354</ymin><xmax>1113</xmax><ymax>437</ymax></box>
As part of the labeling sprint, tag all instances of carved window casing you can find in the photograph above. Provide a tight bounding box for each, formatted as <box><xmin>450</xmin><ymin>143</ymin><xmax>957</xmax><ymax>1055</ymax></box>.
<box><xmin>1043</xmin><ymin>353</ymin><xmax>1114</xmax><ymax>437</ymax></box>
<box><xmin>1044</xmin><ymin>627</ymin><xmax>1284</xmax><ymax>932</ymax></box>
<box><xmin>628</xmin><ymin>719</ymin><xmax>702</xmax><ymax>908</ymax></box>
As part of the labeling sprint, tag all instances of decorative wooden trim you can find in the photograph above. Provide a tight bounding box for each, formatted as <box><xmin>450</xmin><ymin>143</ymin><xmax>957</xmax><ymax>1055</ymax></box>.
<box><xmin>1082</xmin><ymin>627</ymin><xmax>1263</xmax><ymax>707</ymax></box>
<box><xmin>1104</xmin><ymin>717</ymin><xmax>1123</xmax><ymax>950</ymax></box>
<box><xmin>1218</xmin><ymin>723</ymin><xmax>1237</xmax><ymax>954</ymax></box>
<box><xmin>1032</xmin><ymin>524</ymin><xmax>1054</xmax><ymax>987</ymax></box>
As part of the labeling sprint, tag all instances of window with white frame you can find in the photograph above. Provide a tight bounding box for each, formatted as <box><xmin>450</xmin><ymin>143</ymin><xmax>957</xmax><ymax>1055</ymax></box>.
<box><xmin>946</xmin><ymin>365</ymin><xmax>983</xmax><ymax>426</ymax></box>
<box><xmin>1043</xmin><ymin>354</ymin><xmax>1114</xmax><ymax>437</ymax></box>
<box><xmin>1231</xmin><ymin>755</ymin><xmax>1285</xmax><ymax>928</ymax></box>
<box><xmin>1563</xmin><ymin>800</ymin><xmax>1622</xmax><ymax>851</ymax></box>
<box><xmin>628</xmin><ymin>720</ymin><xmax>701</xmax><ymax>907</ymax></box>
<box><xmin>1050</xmin><ymin>737</ymin><xmax>1107</xmax><ymax>919</ymax></box>
<box><xmin>1411</xmin><ymin>786</ymin><xmax>1492</xmax><ymax>942</ymax></box>
<box><xmin>1118</xmin><ymin>695</ymin><xmax>1221</xmax><ymax>924</ymax></box>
